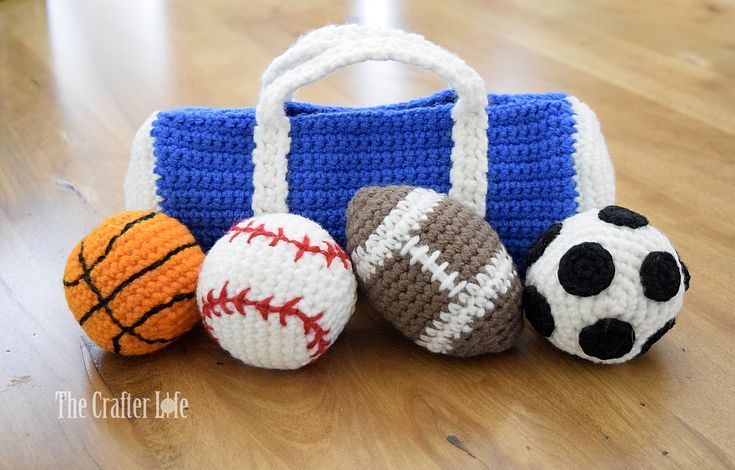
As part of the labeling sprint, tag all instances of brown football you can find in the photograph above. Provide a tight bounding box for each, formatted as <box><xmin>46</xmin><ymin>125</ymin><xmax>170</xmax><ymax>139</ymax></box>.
<box><xmin>346</xmin><ymin>185</ymin><xmax>523</xmax><ymax>357</ymax></box>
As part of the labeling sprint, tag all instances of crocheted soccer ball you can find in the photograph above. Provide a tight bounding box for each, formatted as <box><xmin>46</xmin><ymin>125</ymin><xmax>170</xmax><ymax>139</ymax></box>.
<box><xmin>63</xmin><ymin>211</ymin><xmax>205</xmax><ymax>355</ymax></box>
<box><xmin>346</xmin><ymin>186</ymin><xmax>524</xmax><ymax>357</ymax></box>
<box><xmin>197</xmin><ymin>213</ymin><xmax>357</xmax><ymax>369</ymax></box>
<box><xmin>524</xmin><ymin>206</ymin><xmax>691</xmax><ymax>364</ymax></box>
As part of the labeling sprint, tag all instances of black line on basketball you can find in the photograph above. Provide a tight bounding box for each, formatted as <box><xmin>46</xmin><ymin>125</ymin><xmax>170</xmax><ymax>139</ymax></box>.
<box><xmin>108</xmin><ymin>292</ymin><xmax>196</xmax><ymax>352</ymax></box>
<box><xmin>77</xmin><ymin>242</ymin><xmax>126</xmax><ymax>352</ymax></box>
<box><xmin>64</xmin><ymin>212</ymin><xmax>157</xmax><ymax>287</ymax></box>
<box><xmin>77</xmin><ymin>242</ymin><xmax>197</xmax><ymax>325</ymax></box>
<box><xmin>144</xmin><ymin>329</ymin><xmax>192</xmax><ymax>345</ymax></box>
<box><xmin>128</xmin><ymin>291</ymin><xmax>196</xmax><ymax>330</ymax></box>
<box><xmin>112</xmin><ymin>332</ymin><xmax>124</xmax><ymax>353</ymax></box>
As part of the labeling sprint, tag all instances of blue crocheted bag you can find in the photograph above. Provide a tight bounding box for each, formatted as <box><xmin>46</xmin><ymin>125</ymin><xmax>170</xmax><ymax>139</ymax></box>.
<box><xmin>124</xmin><ymin>25</ymin><xmax>614</xmax><ymax>270</ymax></box>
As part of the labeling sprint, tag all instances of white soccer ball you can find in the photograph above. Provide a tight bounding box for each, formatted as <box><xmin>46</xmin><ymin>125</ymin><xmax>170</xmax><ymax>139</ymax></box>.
<box><xmin>197</xmin><ymin>213</ymin><xmax>357</xmax><ymax>369</ymax></box>
<box><xmin>524</xmin><ymin>206</ymin><xmax>690</xmax><ymax>364</ymax></box>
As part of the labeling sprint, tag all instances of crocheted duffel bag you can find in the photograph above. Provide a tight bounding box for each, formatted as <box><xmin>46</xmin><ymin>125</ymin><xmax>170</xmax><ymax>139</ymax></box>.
<box><xmin>124</xmin><ymin>24</ymin><xmax>615</xmax><ymax>270</ymax></box>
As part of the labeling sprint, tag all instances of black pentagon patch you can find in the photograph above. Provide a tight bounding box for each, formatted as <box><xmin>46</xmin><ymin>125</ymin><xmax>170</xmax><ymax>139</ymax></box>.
<box><xmin>527</xmin><ymin>222</ymin><xmax>562</xmax><ymax>267</ymax></box>
<box><xmin>637</xmin><ymin>318</ymin><xmax>676</xmax><ymax>357</ymax></box>
<box><xmin>579</xmin><ymin>318</ymin><xmax>635</xmax><ymax>361</ymax></box>
<box><xmin>681</xmin><ymin>260</ymin><xmax>691</xmax><ymax>291</ymax></box>
<box><xmin>640</xmin><ymin>251</ymin><xmax>681</xmax><ymax>302</ymax></box>
<box><xmin>558</xmin><ymin>242</ymin><xmax>615</xmax><ymax>297</ymax></box>
<box><xmin>598</xmin><ymin>205</ymin><xmax>649</xmax><ymax>229</ymax></box>
<box><xmin>523</xmin><ymin>286</ymin><xmax>555</xmax><ymax>337</ymax></box>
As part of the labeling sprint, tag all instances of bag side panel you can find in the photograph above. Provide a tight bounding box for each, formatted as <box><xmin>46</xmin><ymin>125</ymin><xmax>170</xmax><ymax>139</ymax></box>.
<box><xmin>566</xmin><ymin>96</ymin><xmax>616</xmax><ymax>211</ymax></box>
<box><xmin>124</xmin><ymin>113</ymin><xmax>162</xmax><ymax>211</ymax></box>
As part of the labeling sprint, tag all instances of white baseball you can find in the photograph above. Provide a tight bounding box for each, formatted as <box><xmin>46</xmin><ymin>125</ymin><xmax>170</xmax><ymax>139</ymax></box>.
<box><xmin>196</xmin><ymin>213</ymin><xmax>357</xmax><ymax>369</ymax></box>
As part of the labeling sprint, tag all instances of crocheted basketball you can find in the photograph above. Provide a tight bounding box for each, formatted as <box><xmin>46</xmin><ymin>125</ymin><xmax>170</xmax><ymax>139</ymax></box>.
<box><xmin>524</xmin><ymin>206</ymin><xmax>691</xmax><ymax>364</ymax></box>
<box><xmin>63</xmin><ymin>211</ymin><xmax>204</xmax><ymax>355</ymax></box>
<box><xmin>346</xmin><ymin>186</ymin><xmax>524</xmax><ymax>357</ymax></box>
<box><xmin>197</xmin><ymin>213</ymin><xmax>357</xmax><ymax>369</ymax></box>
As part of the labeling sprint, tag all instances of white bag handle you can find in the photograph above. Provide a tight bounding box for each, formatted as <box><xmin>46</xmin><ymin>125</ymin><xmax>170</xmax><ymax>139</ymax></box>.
<box><xmin>251</xmin><ymin>33</ymin><xmax>490</xmax><ymax>218</ymax></box>
<box><xmin>261</xmin><ymin>24</ymin><xmax>434</xmax><ymax>95</ymax></box>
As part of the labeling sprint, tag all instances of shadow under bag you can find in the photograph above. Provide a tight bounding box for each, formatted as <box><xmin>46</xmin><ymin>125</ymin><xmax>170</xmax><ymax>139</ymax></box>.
<box><xmin>124</xmin><ymin>25</ymin><xmax>614</xmax><ymax>271</ymax></box>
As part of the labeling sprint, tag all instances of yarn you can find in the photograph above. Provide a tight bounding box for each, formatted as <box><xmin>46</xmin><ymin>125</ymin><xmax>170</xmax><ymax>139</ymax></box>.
<box><xmin>526</xmin><ymin>222</ymin><xmax>562</xmax><ymax>267</ymax></box>
<box><xmin>598</xmin><ymin>205</ymin><xmax>648</xmax><ymax>229</ymax></box>
<box><xmin>638</xmin><ymin>318</ymin><xmax>676</xmax><ymax>356</ymax></box>
<box><xmin>346</xmin><ymin>186</ymin><xmax>523</xmax><ymax>357</ymax></box>
<box><xmin>681</xmin><ymin>259</ymin><xmax>691</xmax><ymax>290</ymax></box>
<box><xmin>557</xmin><ymin>242</ymin><xmax>616</xmax><ymax>297</ymax></box>
<box><xmin>252</xmin><ymin>32</ymin><xmax>490</xmax><ymax>218</ymax></box>
<box><xmin>63</xmin><ymin>211</ymin><xmax>204</xmax><ymax>355</ymax></box>
<box><xmin>578</xmin><ymin>318</ymin><xmax>635</xmax><ymax>361</ymax></box>
<box><xmin>640</xmin><ymin>251</ymin><xmax>682</xmax><ymax>301</ymax></box>
<box><xmin>196</xmin><ymin>213</ymin><xmax>356</xmax><ymax>370</ymax></box>
<box><xmin>524</xmin><ymin>206</ymin><xmax>691</xmax><ymax>364</ymax></box>
<box><xmin>522</xmin><ymin>286</ymin><xmax>554</xmax><ymax>338</ymax></box>
<box><xmin>127</xmin><ymin>90</ymin><xmax>614</xmax><ymax>272</ymax></box>
<box><xmin>124</xmin><ymin>24</ymin><xmax>615</xmax><ymax>272</ymax></box>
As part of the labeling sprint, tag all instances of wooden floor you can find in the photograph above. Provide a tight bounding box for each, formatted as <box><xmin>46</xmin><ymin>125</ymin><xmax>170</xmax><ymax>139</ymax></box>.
<box><xmin>1</xmin><ymin>0</ymin><xmax>734</xmax><ymax>468</ymax></box>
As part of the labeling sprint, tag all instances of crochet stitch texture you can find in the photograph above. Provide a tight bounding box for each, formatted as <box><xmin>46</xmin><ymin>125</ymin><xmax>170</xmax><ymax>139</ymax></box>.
<box><xmin>196</xmin><ymin>213</ymin><xmax>357</xmax><ymax>369</ymax></box>
<box><xmin>136</xmin><ymin>90</ymin><xmax>612</xmax><ymax>271</ymax></box>
<box><xmin>63</xmin><ymin>211</ymin><xmax>204</xmax><ymax>355</ymax></box>
<box><xmin>523</xmin><ymin>207</ymin><xmax>690</xmax><ymax>364</ymax></box>
<box><xmin>346</xmin><ymin>186</ymin><xmax>524</xmax><ymax>356</ymax></box>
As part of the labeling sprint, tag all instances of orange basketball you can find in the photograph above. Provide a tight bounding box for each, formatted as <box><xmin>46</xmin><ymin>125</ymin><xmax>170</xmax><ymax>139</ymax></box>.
<box><xmin>63</xmin><ymin>211</ymin><xmax>205</xmax><ymax>355</ymax></box>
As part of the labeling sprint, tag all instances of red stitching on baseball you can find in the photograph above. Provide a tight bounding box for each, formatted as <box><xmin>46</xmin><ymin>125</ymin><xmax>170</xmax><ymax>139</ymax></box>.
<box><xmin>226</xmin><ymin>220</ymin><xmax>350</xmax><ymax>269</ymax></box>
<box><xmin>200</xmin><ymin>281</ymin><xmax>331</xmax><ymax>361</ymax></box>
<box><xmin>201</xmin><ymin>316</ymin><xmax>219</xmax><ymax>342</ymax></box>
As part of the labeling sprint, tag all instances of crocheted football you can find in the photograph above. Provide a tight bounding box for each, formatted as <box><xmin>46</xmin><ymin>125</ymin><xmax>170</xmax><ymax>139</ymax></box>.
<box><xmin>63</xmin><ymin>211</ymin><xmax>204</xmax><ymax>355</ymax></box>
<box><xmin>524</xmin><ymin>206</ymin><xmax>691</xmax><ymax>364</ymax></box>
<box><xmin>197</xmin><ymin>213</ymin><xmax>357</xmax><ymax>369</ymax></box>
<box><xmin>346</xmin><ymin>186</ymin><xmax>524</xmax><ymax>357</ymax></box>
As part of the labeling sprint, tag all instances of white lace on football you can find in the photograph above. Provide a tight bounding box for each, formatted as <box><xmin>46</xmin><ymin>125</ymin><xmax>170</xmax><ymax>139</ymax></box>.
<box><xmin>261</xmin><ymin>24</ymin><xmax>437</xmax><ymax>97</ymax></box>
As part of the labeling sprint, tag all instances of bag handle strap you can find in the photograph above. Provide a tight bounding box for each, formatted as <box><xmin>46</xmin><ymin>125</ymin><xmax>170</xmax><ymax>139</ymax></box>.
<box><xmin>261</xmin><ymin>24</ymin><xmax>434</xmax><ymax>96</ymax></box>
<box><xmin>251</xmin><ymin>33</ymin><xmax>489</xmax><ymax>218</ymax></box>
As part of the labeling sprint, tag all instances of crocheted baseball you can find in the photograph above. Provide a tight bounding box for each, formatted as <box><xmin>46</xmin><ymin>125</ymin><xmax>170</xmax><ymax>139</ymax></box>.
<box><xmin>63</xmin><ymin>211</ymin><xmax>204</xmax><ymax>355</ymax></box>
<box><xmin>197</xmin><ymin>213</ymin><xmax>357</xmax><ymax>369</ymax></box>
<box><xmin>346</xmin><ymin>186</ymin><xmax>524</xmax><ymax>357</ymax></box>
<box><xmin>524</xmin><ymin>206</ymin><xmax>691</xmax><ymax>364</ymax></box>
